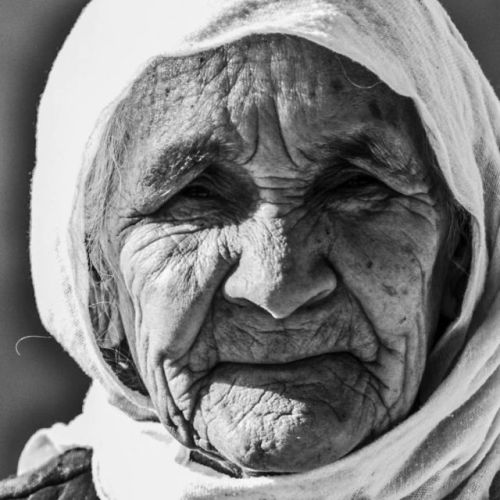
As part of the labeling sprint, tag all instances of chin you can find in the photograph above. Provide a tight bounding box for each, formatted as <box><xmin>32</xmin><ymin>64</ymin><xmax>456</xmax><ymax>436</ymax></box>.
<box><xmin>188</xmin><ymin>353</ymin><xmax>390</xmax><ymax>475</ymax></box>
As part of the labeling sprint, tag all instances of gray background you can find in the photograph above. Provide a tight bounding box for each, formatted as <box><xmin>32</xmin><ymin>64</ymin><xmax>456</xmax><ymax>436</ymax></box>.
<box><xmin>0</xmin><ymin>0</ymin><xmax>499</xmax><ymax>478</ymax></box>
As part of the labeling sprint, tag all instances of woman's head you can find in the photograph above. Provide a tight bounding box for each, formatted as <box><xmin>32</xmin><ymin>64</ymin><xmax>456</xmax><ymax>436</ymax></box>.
<box><xmin>84</xmin><ymin>34</ymin><xmax>466</xmax><ymax>475</ymax></box>
<box><xmin>29</xmin><ymin>0</ymin><xmax>500</xmax><ymax>496</ymax></box>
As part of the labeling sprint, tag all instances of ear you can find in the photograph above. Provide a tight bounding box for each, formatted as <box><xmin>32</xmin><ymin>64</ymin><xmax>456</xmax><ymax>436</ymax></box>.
<box><xmin>88</xmin><ymin>263</ymin><xmax>125</xmax><ymax>349</ymax></box>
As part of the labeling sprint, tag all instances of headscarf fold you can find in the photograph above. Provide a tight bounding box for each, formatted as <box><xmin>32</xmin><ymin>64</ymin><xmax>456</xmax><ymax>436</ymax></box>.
<box><xmin>26</xmin><ymin>0</ymin><xmax>500</xmax><ymax>497</ymax></box>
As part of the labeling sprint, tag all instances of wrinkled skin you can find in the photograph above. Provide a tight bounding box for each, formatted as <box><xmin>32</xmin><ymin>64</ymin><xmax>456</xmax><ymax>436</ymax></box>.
<box><xmin>98</xmin><ymin>35</ymin><xmax>455</xmax><ymax>475</ymax></box>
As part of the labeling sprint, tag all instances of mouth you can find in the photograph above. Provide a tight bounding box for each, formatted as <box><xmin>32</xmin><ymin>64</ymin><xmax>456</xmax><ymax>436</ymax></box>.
<box><xmin>185</xmin><ymin>352</ymin><xmax>366</xmax><ymax>420</ymax></box>
<box><xmin>216</xmin><ymin>351</ymin><xmax>362</xmax><ymax>372</ymax></box>
<box><xmin>209</xmin><ymin>310</ymin><xmax>380</xmax><ymax>366</ymax></box>
<box><xmin>205</xmin><ymin>352</ymin><xmax>366</xmax><ymax>394</ymax></box>
<box><xmin>214</xmin><ymin>332</ymin><xmax>378</xmax><ymax>366</ymax></box>
<box><xmin>191</xmin><ymin>351</ymin><xmax>379</xmax><ymax>473</ymax></box>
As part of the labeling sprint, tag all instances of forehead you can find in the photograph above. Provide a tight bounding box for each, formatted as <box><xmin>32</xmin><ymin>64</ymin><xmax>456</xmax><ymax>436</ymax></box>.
<box><xmin>113</xmin><ymin>34</ymin><xmax>431</xmax><ymax>195</ymax></box>
<box><xmin>122</xmin><ymin>34</ymin><xmax>413</xmax><ymax>138</ymax></box>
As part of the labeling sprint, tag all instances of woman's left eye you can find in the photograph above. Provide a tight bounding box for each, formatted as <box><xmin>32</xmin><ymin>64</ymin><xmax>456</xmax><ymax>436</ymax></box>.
<box><xmin>178</xmin><ymin>184</ymin><xmax>217</xmax><ymax>200</ymax></box>
<box><xmin>337</xmin><ymin>174</ymin><xmax>384</xmax><ymax>191</ymax></box>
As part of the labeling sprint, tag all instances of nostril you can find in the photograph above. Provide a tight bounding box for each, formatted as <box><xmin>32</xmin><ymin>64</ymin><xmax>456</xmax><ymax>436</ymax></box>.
<box><xmin>223</xmin><ymin>294</ymin><xmax>255</xmax><ymax>309</ymax></box>
<box><xmin>222</xmin><ymin>273</ymin><xmax>250</xmax><ymax>306</ymax></box>
<box><xmin>221</xmin><ymin>255</ymin><xmax>338</xmax><ymax>318</ymax></box>
<box><xmin>301</xmin><ymin>288</ymin><xmax>335</xmax><ymax>309</ymax></box>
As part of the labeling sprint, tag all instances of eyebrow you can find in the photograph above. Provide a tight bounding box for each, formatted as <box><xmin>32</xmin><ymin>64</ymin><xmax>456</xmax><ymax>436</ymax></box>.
<box><xmin>298</xmin><ymin>131</ymin><xmax>412</xmax><ymax>177</ymax></box>
<box><xmin>140</xmin><ymin>135</ymin><xmax>224</xmax><ymax>192</ymax></box>
<box><xmin>135</xmin><ymin>129</ymin><xmax>413</xmax><ymax>206</ymax></box>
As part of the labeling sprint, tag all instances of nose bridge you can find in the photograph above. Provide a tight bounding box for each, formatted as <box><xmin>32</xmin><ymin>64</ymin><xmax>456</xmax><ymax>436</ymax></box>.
<box><xmin>251</xmin><ymin>217</ymin><xmax>296</xmax><ymax>285</ymax></box>
<box><xmin>223</xmin><ymin>215</ymin><xmax>337</xmax><ymax>319</ymax></box>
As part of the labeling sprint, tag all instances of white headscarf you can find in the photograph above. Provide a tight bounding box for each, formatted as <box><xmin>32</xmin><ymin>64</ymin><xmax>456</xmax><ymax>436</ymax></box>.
<box><xmin>24</xmin><ymin>0</ymin><xmax>500</xmax><ymax>498</ymax></box>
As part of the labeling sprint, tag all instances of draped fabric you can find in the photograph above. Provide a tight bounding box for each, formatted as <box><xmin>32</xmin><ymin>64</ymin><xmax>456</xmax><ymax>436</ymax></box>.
<box><xmin>25</xmin><ymin>0</ymin><xmax>500</xmax><ymax>498</ymax></box>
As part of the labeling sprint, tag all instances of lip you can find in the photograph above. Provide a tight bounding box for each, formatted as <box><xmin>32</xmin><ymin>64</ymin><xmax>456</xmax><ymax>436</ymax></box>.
<box><xmin>210</xmin><ymin>301</ymin><xmax>380</xmax><ymax>365</ymax></box>
<box><xmin>196</xmin><ymin>352</ymin><xmax>371</xmax><ymax>420</ymax></box>
<box><xmin>215</xmin><ymin>351</ymin><xmax>362</xmax><ymax>374</ymax></box>
<box><xmin>216</xmin><ymin>343</ymin><xmax>368</xmax><ymax>366</ymax></box>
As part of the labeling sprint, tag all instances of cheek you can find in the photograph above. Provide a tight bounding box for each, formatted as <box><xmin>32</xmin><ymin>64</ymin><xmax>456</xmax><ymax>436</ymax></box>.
<box><xmin>329</xmin><ymin>202</ymin><xmax>444</xmax><ymax>353</ymax></box>
<box><xmin>324</xmin><ymin>202</ymin><xmax>447</xmax><ymax>409</ymax></box>
<box><xmin>117</xmin><ymin>224</ymin><xmax>233</xmax><ymax>377</ymax></box>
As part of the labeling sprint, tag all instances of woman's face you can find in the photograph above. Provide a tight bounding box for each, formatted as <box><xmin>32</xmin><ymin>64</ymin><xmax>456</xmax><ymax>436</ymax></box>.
<box><xmin>98</xmin><ymin>35</ymin><xmax>453</xmax><ymax>475</ymax></box>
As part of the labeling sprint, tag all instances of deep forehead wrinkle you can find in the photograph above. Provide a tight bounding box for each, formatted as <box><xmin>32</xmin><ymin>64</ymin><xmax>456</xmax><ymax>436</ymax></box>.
<box><xmin>115</xmin><ymin>33</ymin><xmax>434</xmax><ymax>206</ymax></box>
<box><xmin>118</xmin><ymin>33</ymin><xmax>386</xmax><ymax>144</ymax></box>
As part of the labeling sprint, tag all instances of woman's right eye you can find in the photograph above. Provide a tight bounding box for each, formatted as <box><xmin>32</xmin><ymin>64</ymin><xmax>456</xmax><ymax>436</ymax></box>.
<box><xmin>149</xmin><ymin>179</ymin><xmax>222</xmax><ymax>219</ymax></box>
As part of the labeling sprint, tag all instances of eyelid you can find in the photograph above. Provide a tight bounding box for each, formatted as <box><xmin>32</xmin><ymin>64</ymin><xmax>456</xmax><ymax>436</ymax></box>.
<box><xmin>337</xmin><ymin>171</ymin><xmax>386</xmax><ymax>188</ymax></box>
<box><xmin>162</xmin><ymin>165</ymin><xmax>217</xmax><ymax>201</ymax></box>
<box><xmin>319</xmin><ymin>165</ymin><xmax>382</xmax><ymax>188</ymax></box>
<box><xmin>179</xmin><ymin>171</ymin><xmax>221</xmax><ymax>193</ymax></box>
<box><xmin>152</xmin><ymin>167</ymin><xmax>232</xmax><ymax>216</ymax></box>
<box><xmin>308</xmin><ymin>168</ymin><xmax>391</xmax><ymax>205</ymax></box>
<box><xmin>177</xmin><ymin>179</ymin><xmax>219</xmax><ymax>199</ymax></box>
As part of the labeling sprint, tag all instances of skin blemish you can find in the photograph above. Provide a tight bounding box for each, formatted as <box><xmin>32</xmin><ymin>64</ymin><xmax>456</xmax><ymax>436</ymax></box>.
<box><xmin>369</xmin><ymin>100</ymin><xmax>382</xmax><ymax>121</ymax></box>
<box><xmin>332</xmin><ymin>79</ymin><xmax>344</xmax><ymax>92</ymax></box>
<box><xmin>382</xmin><ymin>284</ymin><xmax>398</xmax><ymax>297</ymax></box>
<box><xmin>385</xmin><ymin>104</ymin><xmax>402</xmax><ymax>128</ymax></box>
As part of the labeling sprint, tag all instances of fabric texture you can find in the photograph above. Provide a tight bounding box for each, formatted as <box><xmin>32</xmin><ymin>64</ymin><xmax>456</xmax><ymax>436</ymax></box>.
<box><xmin>0</xmin><ymin>448</ymin><xmax>97</xmax><ymax>500</ymax></box>
<box><xmin>25</xmin><ymin>0</ymin><xmax>500</xmax><ymax>498</ymax></box>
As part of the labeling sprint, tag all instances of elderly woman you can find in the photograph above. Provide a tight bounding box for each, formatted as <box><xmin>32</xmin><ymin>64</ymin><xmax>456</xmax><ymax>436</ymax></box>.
<box><xmin>1</xmin><ymin>0</ymin><xmax>500</xmax><ymax>498</ymax></box>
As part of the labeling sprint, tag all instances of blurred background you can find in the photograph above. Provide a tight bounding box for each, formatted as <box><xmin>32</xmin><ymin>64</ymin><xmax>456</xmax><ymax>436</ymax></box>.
<box><xmin>0</xmin><ymin>0</ymin><xmax>499</xmax><ymax>478</ymax></box>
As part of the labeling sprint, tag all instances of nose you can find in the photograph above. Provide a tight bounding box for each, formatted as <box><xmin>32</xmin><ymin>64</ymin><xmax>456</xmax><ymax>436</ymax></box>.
<box><xmin>222</xmin><ymin>220</ymin><xmax>337</xmax><ymax>319</ymax></box>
